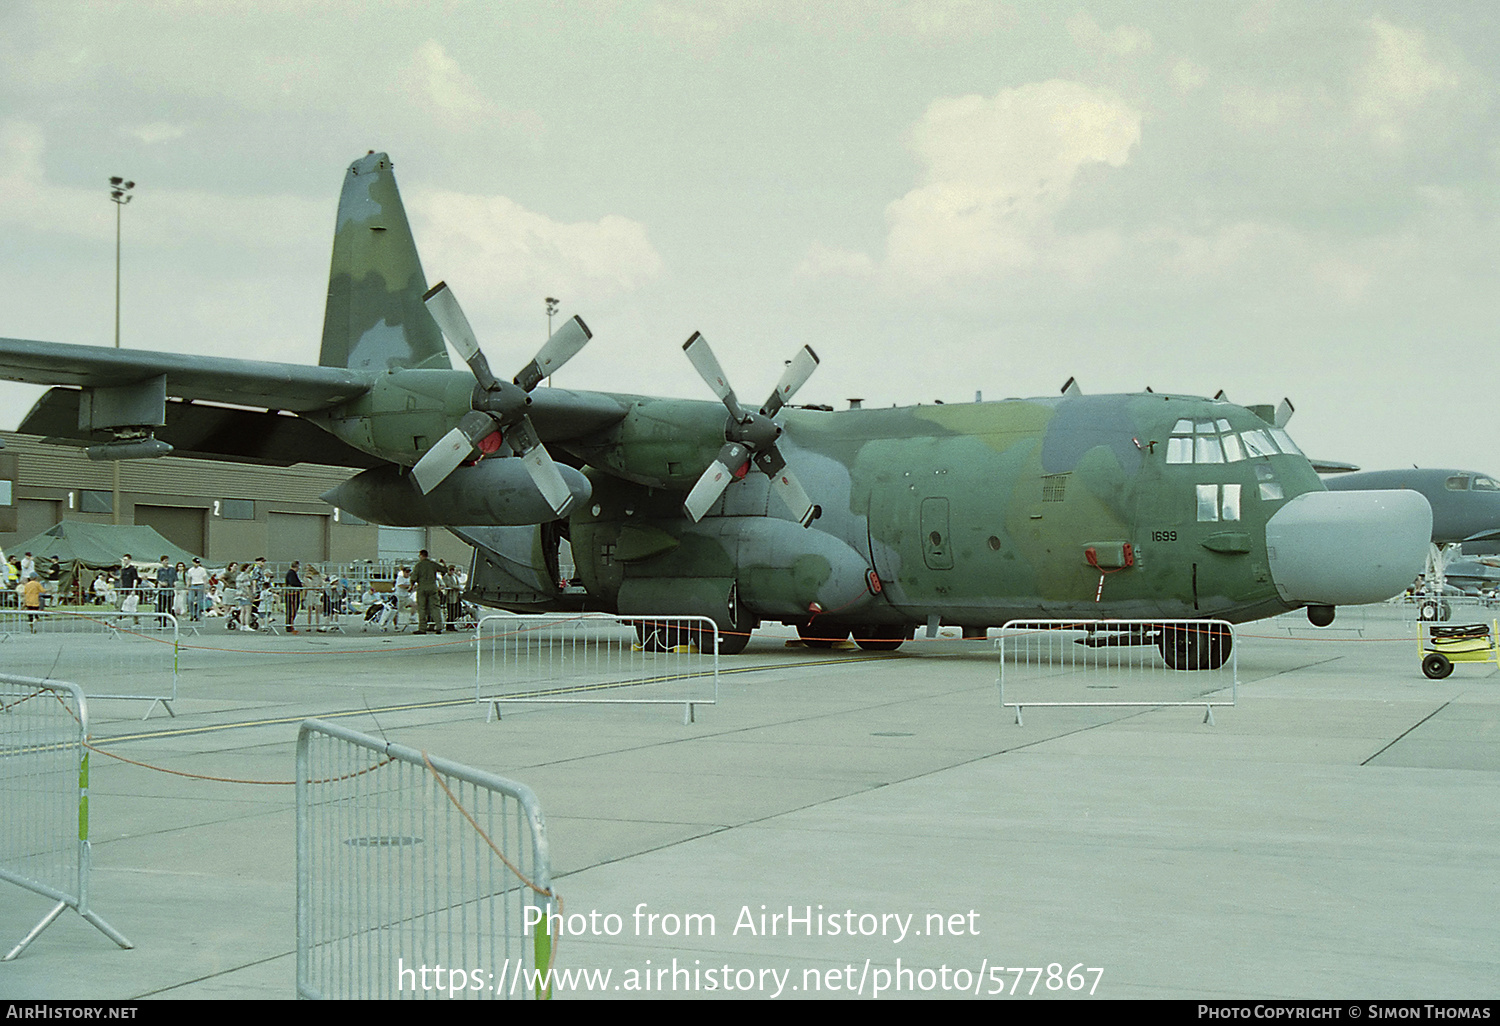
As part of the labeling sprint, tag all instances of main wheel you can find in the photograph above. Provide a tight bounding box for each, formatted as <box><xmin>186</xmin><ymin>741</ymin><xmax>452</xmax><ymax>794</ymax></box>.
<box><xmin>796</xmin><ymin>622</ymin><xmax>849</xmax><ymax>649</ymax></box>
<box><xmin>1418</xmin><ymin>600</ymin><xmax>1441</xmax><ymax>622</ymax></box>
<box><xmin>1422</xmin><ymin>653</ymin><xmax>1454</xmax><ymax>679</ymax></box>
<box><xmin>849</xmin><ymin>624</ymin><xmax>912</xmax><ymax>652</ymax></box>
<box><xmin>1158</xmin><ymin>624</ymin><xmax>1233</xmax><ymax>670</ymax></box>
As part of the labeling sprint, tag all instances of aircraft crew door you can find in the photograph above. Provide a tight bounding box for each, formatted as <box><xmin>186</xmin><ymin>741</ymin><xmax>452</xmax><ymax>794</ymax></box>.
<box><xmin>866</xmin><ymin>468</ymin><xmax>952</xmax><ymax>609</ymax></box>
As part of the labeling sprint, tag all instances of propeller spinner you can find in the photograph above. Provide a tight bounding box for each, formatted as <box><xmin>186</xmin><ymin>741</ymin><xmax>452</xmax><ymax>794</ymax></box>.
<box><xmin>681</xmin><ymin>333</ymin><xmax>821</xmax><ymax>527</ymax></box>
<box><xmin>413</xmin><ymin>281</ymin><xmax>590</xmax><ymax>516</ymax></box>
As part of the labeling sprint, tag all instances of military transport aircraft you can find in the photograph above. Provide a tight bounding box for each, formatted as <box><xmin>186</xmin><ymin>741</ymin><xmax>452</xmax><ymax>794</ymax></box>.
<box><xmin>0</xmin><ymin>152</ymin><xmax>1432</xmax><ymax>664</ymax></box>
<box><xmin>1322</xmin><ymin>468</ymin><xmax>1500</xmax><ymax>553</ymax></box>
<box><xmin>1322</xmin><ymin>467</ymin><xmax>1500</xmax><ymax>620</ymax></box>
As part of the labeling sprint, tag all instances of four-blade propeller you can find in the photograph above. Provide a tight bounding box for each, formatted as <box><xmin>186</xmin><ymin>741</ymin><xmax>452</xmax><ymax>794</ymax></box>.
<box><xmin>681</xmin><ymin>332</ymin><xmax>821</xmax><ymax>526</ymax></box>
<box><xmin>413</xmin><ymin>281</ymin><xmax>590</xmax><ymax>515</ymax></box>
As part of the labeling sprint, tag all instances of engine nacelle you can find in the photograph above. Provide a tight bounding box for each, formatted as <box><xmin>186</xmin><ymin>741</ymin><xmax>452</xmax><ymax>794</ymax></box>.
<box><xmin>322</xmin><ymin>460</ymin><xmax>591</xmax><ymax>527</ymax></box>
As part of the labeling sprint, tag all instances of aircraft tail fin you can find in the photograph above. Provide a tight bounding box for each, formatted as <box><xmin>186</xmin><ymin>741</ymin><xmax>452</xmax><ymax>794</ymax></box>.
<box><xmin>319</xmin><ymin>152</ymin><xmax>451</xmax><ymax>372</ymax></box>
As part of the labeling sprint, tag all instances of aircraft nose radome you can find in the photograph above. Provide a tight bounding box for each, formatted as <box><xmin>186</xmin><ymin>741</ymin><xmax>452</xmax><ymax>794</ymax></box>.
<box><xmin>1265</xmin><ymin>489</ymin><xmax>1433</xmax><ymax>606</ymax></box>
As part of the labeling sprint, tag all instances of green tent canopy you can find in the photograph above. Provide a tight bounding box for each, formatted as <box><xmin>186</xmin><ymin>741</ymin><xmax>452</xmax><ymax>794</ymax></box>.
<box><xmin>12</xmin><ymin>520</ymin><xmax>202</xmax><ymax>570</ymax></box>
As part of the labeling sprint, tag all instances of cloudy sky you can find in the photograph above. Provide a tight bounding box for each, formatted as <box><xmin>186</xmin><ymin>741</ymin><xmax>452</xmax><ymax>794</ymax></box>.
<box><xmin>2</xmin><ymin>1</ymin><xmax>1497</xmax><ymax>473</ymax></box>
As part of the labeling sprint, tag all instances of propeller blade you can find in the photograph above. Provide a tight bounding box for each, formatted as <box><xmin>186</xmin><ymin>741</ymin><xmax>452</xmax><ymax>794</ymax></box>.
<box><xmin>520</xmin><ymin>443</ymin><xmax>577</xmax><ymax>516</ymax></box>
<box><xmin>683</xmin><ymin>332</ymin><xmax>745</xmax><ymax>420</ymax></box>
<box><xmin>1275</xmin><ymin>398</ymin><xmax>1295</xmax><ymax>428</ymax></box>
<box><xmin>761</xmin><ymin>345</ymin><xmax>819</xmax><ymax>417</ymax></box>
<box><xmin>506</xmin><ymin>415</ymin><xmax>577</xmax><ymax>515</ymax></box>
<box><xmin>409</xmin><ymin>409</ymin><xmax>499</xmax><ymax>494</ymax></box>
<box><xmin>412</xmin><ymin>428</ymin><xmax>475</xmax><ymax>495</ymax></box>
<box><xmin>423</xmin><ymin>281</ymin><xmax>498</xmax><ymax>389</ymax></box>
<box><xmin>515</xmin><ymin>315</ymin><xmax>592</xmax><ymax>392</ymax></box>
<box><xmin>683</xmin><ymin>442</ymin><xmax>750</xmax><ymax>522</ymax></box>
<box><xmin>766</xmin><ymin>463</ymin><xmax>818</xmax><ymax>527</ymax></box>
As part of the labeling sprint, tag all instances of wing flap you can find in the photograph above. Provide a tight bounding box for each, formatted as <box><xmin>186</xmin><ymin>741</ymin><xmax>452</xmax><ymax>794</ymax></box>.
<box><xmin>18</xmin><ymin>388</ymin><xmax>383</xmax><ymax>469</ymax></box>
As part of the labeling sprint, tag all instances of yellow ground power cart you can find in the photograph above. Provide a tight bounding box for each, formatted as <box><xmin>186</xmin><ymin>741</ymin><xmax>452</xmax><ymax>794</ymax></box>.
<box><xmin>1420</xmin><ymin>622</ymin><xmax>1499</xmax><ymax>679</ymax></box>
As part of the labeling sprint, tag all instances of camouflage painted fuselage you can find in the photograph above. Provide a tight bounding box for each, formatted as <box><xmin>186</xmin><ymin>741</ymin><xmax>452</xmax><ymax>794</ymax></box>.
<box><xmin>534</xmin><ymin>389</ymin><xmax>1316</xmax><ymax>632</ymax></box>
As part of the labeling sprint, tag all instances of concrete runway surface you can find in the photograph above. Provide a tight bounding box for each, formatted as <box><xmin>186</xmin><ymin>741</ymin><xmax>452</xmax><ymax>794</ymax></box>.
<box><xmin>0</xmin><ymin>603</ymin><xmax>1495</xmax><ymax>1000</ymax></box>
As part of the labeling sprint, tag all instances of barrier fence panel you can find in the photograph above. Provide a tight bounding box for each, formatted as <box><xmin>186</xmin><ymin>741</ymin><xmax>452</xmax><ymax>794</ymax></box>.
<box><xmin>475</xmin><ymin>614</ymin><xmax>719</xmax><ymax>723</ymax></box>
<box><xmin>997</xmin><ymin>619</ymin><xmax>1238</xmax><ymax>725</ymax></box>
<box><xmin>296</xmin><ymin>718</ymin><xmax>553</xmax><ymax>1000</ymax></box>
<box><xmin>1</xmin><ymin>674</ymin><xmax>132</xmax><ymax>960</ymax></box>
<box><xmin>0</xmin><ymin>610</ymin><xmax>179</xmax><ymax>720</ymax></box>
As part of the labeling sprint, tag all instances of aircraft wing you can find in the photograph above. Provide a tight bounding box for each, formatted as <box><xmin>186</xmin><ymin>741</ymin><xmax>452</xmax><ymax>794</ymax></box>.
<box><xmin>0</xmin><ymin>337</ymin><xmax>372</xmax><ymax>412</ymax></box>
<box><xmin>17</xmin><ymin>388</ymin><xmax>384</xmax><ymax>468</ymax></box>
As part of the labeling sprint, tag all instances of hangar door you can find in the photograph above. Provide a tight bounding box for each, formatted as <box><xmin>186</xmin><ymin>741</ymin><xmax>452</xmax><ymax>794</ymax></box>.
<box><xmin>136</xmin><ymin>505</ymin><xmax>206</xmax><ymax>557</ymax></box>
<box><xmin>267</xmin><ymin>512</ymin><xmax>328</xmax><ymax>562</ymax></box>
<box><xmin>377</xmin><ymin>526</ymin><xmax>426</xmax><ymax>561</ymax></box>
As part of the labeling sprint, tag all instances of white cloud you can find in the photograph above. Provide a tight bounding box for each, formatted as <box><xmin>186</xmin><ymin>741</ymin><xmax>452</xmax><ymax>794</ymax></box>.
<box><xmin>409</xmin><ymin>189</ymin><xmax>663</xmax><ymax>313</ymax></box>
<box><xmin>1066</xmin><ymin>13</ymin><xmax>1152</xmax><ymax>57</ymax></box>
<box><xmin>1352</xmin><ymin>17</ymin><xmax>1459</xmax><ymax>146</ymax></box>
<box><xmin>889</xmin><ymin>0</ymin><xmax>1012</xmax><ymax>38</ymax></box>
<box><xmin>1171</xmin><ymin>59</ymin><xmax>1207</xmax><ymax>94</ymax></box>
<box><xmin>879</xmin><ymin>80</ymin><xmax>1141</xmax><ymax>285</ymax></box>
<box><xmin>404</xmin><ymin>40</ymin><xmax>497</xmax><ymax>125</ymax></box>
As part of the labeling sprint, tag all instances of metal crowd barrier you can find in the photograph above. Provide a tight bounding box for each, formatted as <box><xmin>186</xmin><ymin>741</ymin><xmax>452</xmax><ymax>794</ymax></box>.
<box><xmin>250</xmin><ymin>585</ymin><xmax>348</xmax><ymax>634</ymax></box>
<box><xmin>997</xmin><ymin>619</ymin><xmax>1238</xmax><ymax>725</ymax></box>
<box><xmin>296</xmin><ymin>719</ymin><xmax>553</xmax><ymax>1000</ymax></box>
<box><xmin>474</xmin><ymin>614</ymin><xmax>720</xmax><ymax>724</ymax></box>
<box><xmin>0</xmin><ymin>610</ymin><xmax>179</xmax><ymax>719</ymax></box>
<box><xmin>1</xmin><ymin>674</ymin><xmax>133</xmax><ymax>960</ymax></box>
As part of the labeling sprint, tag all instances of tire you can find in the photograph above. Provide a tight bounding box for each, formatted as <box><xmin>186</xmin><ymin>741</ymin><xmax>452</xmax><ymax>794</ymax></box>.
<box><xmin>1418</xmin><ymin>600</ymin><xmax>1440</xmax><ymax>622</ymax></box>
<box><xmin>849</xmin><ymin>624</ymin><xmax>912</xmax><ymax>652</ymax></box>
<box><xmin>1158</xmin><ymin>624</ymin><xmax>1232</xmax><ymax>671</ymax></box>
<box><xmin>1440</xmin><ymin>601</ymin><xmax>1452</xmax><ymax>622</ymax></box>
<box><xmin>1422</xmin><ymin>653</ymin><xmax>1454</xmax><ymax>680</ymax></box>
<box><xmin>797</xmin><ymin>622</ymin><xmax>849</xmax><ymax>649</ymax></box>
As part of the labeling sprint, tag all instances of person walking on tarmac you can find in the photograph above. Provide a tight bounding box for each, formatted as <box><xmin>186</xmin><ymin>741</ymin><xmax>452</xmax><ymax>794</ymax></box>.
<box><xmin>411</xmin><ymin>549</ymin><xmax>444</xmax><ymax>634</ymax></box>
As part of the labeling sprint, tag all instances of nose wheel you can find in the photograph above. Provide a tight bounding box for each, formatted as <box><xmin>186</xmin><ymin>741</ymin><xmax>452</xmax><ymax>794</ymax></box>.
<box><xmin>1158</xmin><ymin>623</ymin><xmax>1233</xmax><ymax>671</ymax></box>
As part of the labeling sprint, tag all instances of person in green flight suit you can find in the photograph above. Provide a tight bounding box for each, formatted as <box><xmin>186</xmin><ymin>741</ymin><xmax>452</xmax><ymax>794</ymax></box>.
<box><xmin>411</xmin><ymin>549</ymin><xmax>444</xmax><ymax>635</ymax></box>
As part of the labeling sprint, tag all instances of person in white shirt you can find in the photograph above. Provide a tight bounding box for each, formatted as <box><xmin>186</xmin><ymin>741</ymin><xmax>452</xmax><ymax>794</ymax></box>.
<box><xmin>186</xmin><ymin>558</ymin><xmax>210</xmax><ymax>622</ymax></box>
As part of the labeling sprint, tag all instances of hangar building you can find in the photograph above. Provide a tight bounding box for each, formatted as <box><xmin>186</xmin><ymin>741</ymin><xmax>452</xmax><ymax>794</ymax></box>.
<box><xmin>0</xmin><ymin>429</ymin><xmax>471</xmax><ymax>568</ymax></box>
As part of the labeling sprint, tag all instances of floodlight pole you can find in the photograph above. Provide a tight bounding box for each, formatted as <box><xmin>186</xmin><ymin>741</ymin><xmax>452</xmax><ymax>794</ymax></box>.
<box><xmin>109</xmin><ymin>177</ymin><xmax>135</xmax><ymax>524</ymax></box>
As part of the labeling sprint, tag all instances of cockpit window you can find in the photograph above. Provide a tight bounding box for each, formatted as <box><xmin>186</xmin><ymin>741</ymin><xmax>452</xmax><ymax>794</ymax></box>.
<box><xmin>1222</xmin><ymin>484</ymin><xmax>1241</xmax><ymax>521</ymax></box>
<box><xmin>1197</xmin><ymin>484</ymin><xmax>1219</xmax><ymax>522</ymax></box>
<box><xmin>1241</xmin><ymin>430</ymin><xmax>1277</xmax><ymax>458</ymax></box>
<box><xmin>1163</xmin><ymin>416</ymin><xmax>1307</xmax><ymax>465</ymax></box>
<box><xmin>1446</xmin><ymin>475</ymin><xmax>1470</xmax><ymax>491</ymax></box>
<box><xmin>1194</xmin><ymin>436</ymin><xmax>1224</xmax><ymax>464</ymax></box>
<box><xmin>1474</xmin><ymin>476</ymin><xmax>1500</xmax><ymax>491</ymax></box>
<box><xmin>1269</xmin><ymin>428</ymin><xmax>1302</xmax><ymax>456</ymax></box>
